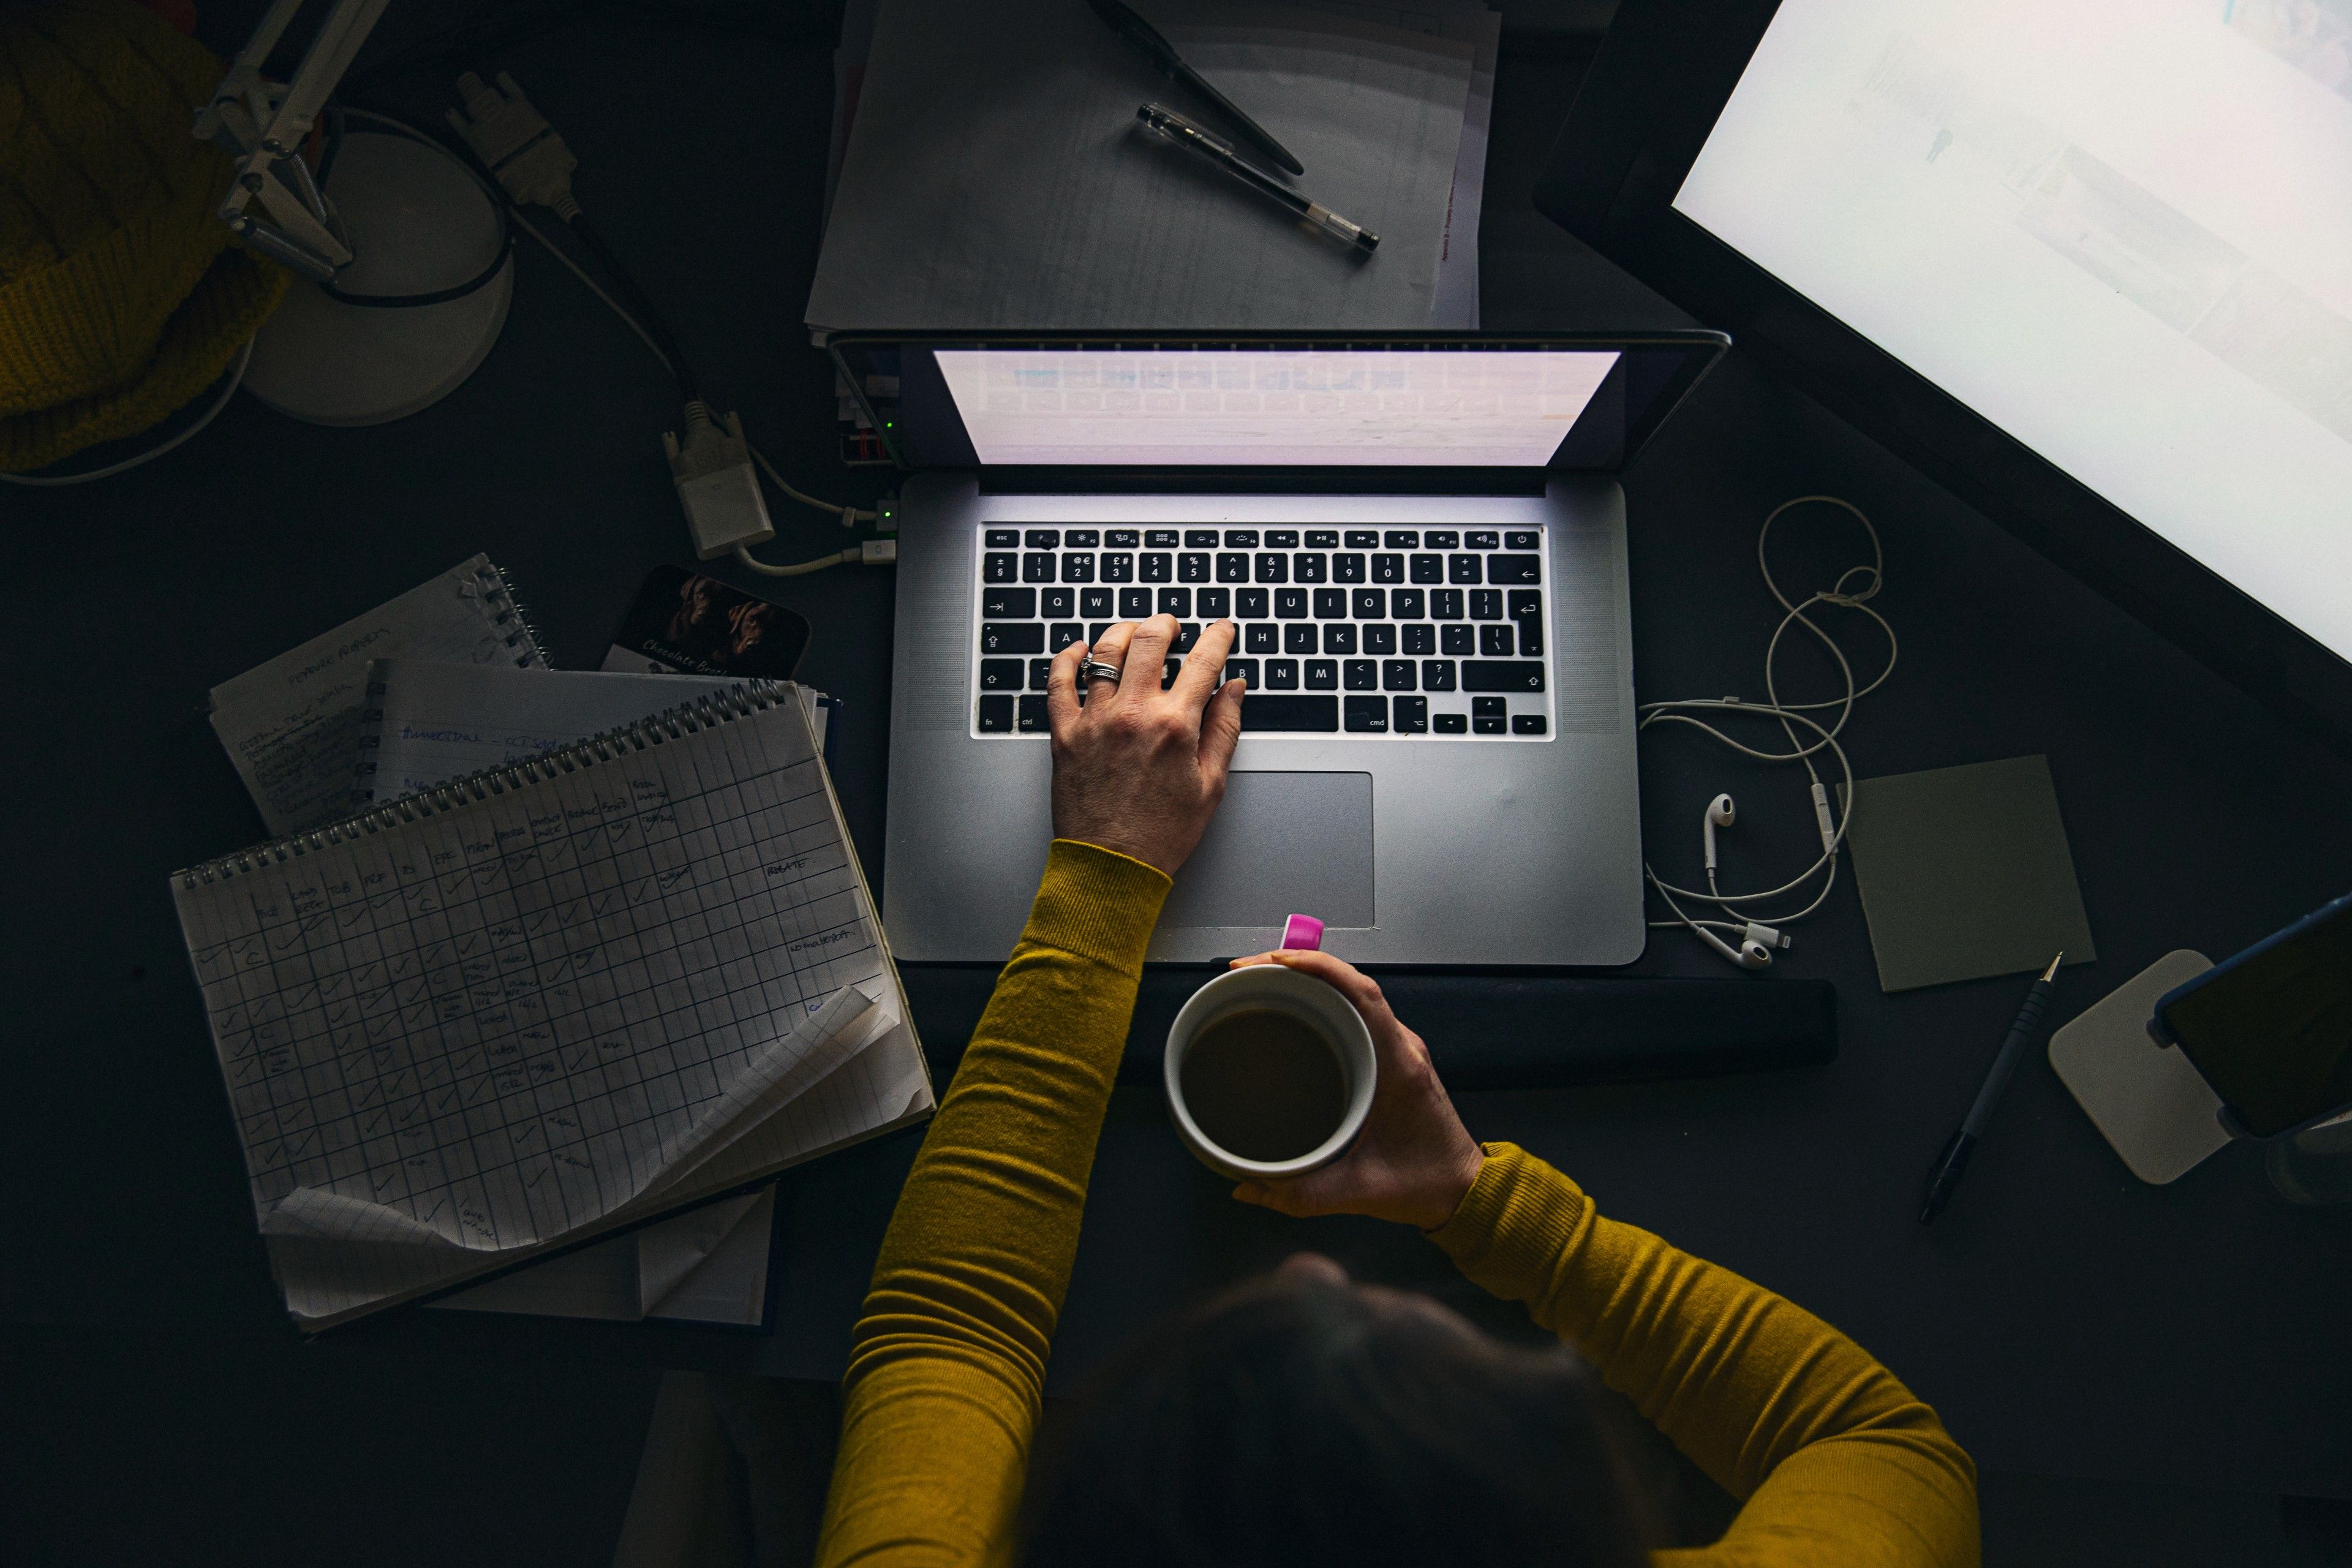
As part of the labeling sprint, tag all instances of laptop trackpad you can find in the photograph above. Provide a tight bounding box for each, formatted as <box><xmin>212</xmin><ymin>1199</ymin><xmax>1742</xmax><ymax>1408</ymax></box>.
<box><xmin>1160</xmin><ymin>772</ymin><xmax>1374</xmax><ymax>932</ymax></box>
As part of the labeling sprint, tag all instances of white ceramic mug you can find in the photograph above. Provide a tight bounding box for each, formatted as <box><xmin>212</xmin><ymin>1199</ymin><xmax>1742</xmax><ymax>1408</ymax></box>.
<box><xmin>1163</xmin><ymin>916</ymin><xmax>1378</xmax><ymax>1182</ymax></box>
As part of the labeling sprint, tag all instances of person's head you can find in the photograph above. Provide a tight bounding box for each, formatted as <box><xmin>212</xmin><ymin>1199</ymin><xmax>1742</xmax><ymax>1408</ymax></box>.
<box><xmin>1021</xmin><ymin>1253</ymin><xmax>1655</xmax><ymax>1568</ymax></box>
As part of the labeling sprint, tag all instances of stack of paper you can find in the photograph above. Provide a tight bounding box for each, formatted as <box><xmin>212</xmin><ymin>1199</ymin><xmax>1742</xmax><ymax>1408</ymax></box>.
<box><xmin>811</xmin><ymin>0</ymin><xmax>1499</xmax><ymax>333</ymax></box>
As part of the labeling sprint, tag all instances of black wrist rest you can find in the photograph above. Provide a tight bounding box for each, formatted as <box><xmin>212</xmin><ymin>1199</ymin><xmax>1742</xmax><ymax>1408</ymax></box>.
<box><xmin>899</xmin><ymin>965</ymin><xmax>1836</xmax><ymax>1090</ymax></box>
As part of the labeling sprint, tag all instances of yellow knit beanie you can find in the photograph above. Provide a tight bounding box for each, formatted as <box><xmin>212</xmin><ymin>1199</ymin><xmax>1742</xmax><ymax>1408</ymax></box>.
<box><xmin>0</xmin><ymin>0</ymin><xmax>290</xmax><ymax>472</ymax></box>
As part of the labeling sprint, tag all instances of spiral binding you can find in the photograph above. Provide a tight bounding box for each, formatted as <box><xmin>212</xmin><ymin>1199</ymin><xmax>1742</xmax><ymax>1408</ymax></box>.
<box><xmin>477</xmin><ymin>561</ymin><xmax>547</xmax><ymax>669</ymax></box>
<box><xmin>178</xmin><ymin>679</ymin><xmax>795</xmax><ymax>887</ymax></box>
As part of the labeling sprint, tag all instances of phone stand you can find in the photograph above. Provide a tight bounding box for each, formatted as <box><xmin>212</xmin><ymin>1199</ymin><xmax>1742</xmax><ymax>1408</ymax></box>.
<box><xmin>2048</xmin><ymin>950</ymin><xmax>2231</xmax><ymax>1183</ymax></box>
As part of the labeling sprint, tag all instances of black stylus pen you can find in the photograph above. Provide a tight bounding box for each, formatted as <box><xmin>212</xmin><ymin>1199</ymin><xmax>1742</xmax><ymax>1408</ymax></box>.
<box><xmin>1137</xmin><ymin>104</ymin><xmax>1378</xmax><ymax>253</ymax></box>
<box><xmin>1090</xmin><ymin>0</ymin><xmax>1306</xmax><ymax>176</ymax></box>
<box><xmin>1920</xmin><ymin>953</ymin><xmax>2064</xmax><ymax>1224</ymax></box>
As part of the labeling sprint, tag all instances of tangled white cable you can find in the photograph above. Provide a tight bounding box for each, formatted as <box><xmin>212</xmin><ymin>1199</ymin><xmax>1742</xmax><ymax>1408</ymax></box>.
<box><xmin>1640</xmin><ymin>494</ymin><xmax>1897</xmax><ymax>969</ymax></box>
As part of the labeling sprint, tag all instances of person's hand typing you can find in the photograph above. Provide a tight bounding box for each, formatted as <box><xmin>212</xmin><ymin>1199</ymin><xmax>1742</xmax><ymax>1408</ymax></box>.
<box><xmin>1046</xmin><ymin>614</ymin><xmax>1243</xmax><ymax>876</ymax></box>
<box><xmin>1224</xmin><ymin>948</ymin><xmax>1485</xmax><ymax>1231</ymax></box>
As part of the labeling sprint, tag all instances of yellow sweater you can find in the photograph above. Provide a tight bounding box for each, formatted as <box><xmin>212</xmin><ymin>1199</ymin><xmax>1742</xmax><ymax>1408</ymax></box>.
<box><xmin>815</xmin><ymin>841</ymin><xmax>1978</xmax><ymax>1567</ymax></box>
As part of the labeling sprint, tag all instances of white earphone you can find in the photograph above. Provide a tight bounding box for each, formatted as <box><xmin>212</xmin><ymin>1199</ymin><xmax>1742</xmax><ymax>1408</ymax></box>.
<box><xmin>1642</xmin><ymin>497</ymin><xmax>1896</xmax><ymax>972</ymax></box>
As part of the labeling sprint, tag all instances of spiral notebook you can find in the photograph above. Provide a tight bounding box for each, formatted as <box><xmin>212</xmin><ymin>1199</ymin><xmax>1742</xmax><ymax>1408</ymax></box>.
<box><xmin>171</xmin><ymin>681</ymin><xmax>932</xmax><ymax>1332</ymax></box>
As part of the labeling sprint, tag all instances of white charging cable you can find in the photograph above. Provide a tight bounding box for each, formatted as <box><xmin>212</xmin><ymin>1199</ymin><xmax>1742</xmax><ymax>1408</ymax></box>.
<box><xmin>1641</xmin><ymin>494</ymin><xmax>1897</xmax><ymax>967</ymax></box>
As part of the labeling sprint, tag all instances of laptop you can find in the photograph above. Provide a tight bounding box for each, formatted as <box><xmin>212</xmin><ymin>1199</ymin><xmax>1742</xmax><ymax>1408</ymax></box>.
<box><xmin>832</xmin><ymin>332</ymin><xmax>1727</xmax><ymax>965</ymax></box>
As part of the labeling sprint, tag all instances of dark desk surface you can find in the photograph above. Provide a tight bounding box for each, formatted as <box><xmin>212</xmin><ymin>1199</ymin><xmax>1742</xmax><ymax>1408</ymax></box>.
<box><xmin>8</xmin><ymin>9</ymin><xmax>2352</xmax><ymax>1533</ymax></box>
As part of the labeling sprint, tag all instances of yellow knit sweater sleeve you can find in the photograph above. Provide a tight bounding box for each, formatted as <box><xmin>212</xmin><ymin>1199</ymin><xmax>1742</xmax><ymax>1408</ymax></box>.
<box><xmin>1430</xmin><ymin>1145</ymin><xmax>1979</xmax><ymax>1568</ymax></box>
<box><xmin>814</xmin><ymin>839</ymin><xmax>1170</xmax><ymax>1568</ymax></box>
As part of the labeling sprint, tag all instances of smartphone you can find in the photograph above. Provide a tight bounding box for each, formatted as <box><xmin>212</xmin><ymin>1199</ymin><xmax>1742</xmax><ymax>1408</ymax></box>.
<box><xmin>2150</xmin><ymin>891</ymin><xmax>2352</xmax><ymax>1138</ymax></box>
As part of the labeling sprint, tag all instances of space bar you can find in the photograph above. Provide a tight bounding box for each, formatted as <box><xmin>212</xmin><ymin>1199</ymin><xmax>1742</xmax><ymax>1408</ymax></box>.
<box><xmin>1238</xmin><ymin>695</ymin><xmax>1339</xmax><ymax>732</ymax></box>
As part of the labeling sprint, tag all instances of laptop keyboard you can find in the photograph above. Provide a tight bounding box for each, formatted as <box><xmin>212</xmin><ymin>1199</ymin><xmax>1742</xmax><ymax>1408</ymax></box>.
<box><xmin>970</xmin><ymin>526</ymin><xmax>1554</xmax><ymax>739</ymax></box>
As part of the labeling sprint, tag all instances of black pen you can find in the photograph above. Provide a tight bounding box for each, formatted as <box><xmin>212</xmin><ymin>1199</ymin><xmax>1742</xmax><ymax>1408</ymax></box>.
<box><xmin>1921</xmin><ymin>954</ymin><xmax>2064</xmax><ymax>1224</ymax></box>
<box><xmin>1136</xmin><ymin>104</ymin><xmax>1377</xmax><ymax>254</ymax></box>
<box><xmin>1090</xmin><ymin>0</ymin><xmax>1305</xmax><ymax>176</ymax></box>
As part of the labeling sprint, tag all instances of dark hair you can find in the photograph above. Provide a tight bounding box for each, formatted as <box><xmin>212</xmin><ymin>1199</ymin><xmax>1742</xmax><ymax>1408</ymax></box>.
<box><xmin>1020</xmin><ymin>1270</ymin><xmax>1655</xmax><ymax>1568</ymax></box>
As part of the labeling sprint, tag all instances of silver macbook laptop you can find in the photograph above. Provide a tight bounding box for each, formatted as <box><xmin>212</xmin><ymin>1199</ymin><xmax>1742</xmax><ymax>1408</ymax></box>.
<box><xmin>833</xmin><ymin>333</ymin><xmax>1725</xmax><ymax>965</ymax></box>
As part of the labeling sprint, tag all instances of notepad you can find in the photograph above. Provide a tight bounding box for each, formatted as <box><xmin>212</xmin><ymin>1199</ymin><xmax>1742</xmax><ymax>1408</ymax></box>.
<box><xmin>172</xmin><ymin>682</ymin><xmax>932</xmax><ymax>1330</ymax></box>
<box><xmin>208</xmin><ymin>556</ymin><xmax>548</xmax><ymax>836</ymax></box>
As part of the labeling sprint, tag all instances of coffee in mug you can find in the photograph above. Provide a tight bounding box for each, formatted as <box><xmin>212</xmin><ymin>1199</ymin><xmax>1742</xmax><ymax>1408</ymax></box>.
<box><xmin>1164</xmin><ymin>958</ymin><xmax>1376</xmax><ymax>1181</ymax></box>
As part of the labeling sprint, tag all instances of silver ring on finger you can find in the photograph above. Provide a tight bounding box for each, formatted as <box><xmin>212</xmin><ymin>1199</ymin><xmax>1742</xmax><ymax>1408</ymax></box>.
<box><xmin>1079</xmin><ymin>660</ymin><xmax>1123</xmax><ymax>685</ymax></box>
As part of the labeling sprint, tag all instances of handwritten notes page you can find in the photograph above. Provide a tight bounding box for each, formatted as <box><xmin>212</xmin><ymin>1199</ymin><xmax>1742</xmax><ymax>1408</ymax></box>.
<box><xmin>208</xmin><ymin>556</ymin><xmax>546</xmax><ymax>836</ymax></box>
<box><xmin>172</xmin><ymin>687</ymin><xmax>930</xmax><ymax>1329</ymax></box>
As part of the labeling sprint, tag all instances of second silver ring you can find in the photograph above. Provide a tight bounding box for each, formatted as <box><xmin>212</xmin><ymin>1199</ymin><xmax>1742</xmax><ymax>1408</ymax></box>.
<box><xmin>1079</xmin><ymin>660</ymin><xmax>1124</xmax><ymax>685</ymax></box>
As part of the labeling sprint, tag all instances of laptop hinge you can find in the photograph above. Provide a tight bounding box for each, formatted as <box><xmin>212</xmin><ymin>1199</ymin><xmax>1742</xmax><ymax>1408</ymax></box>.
<box><xmin>971</xmin><ymin>466</ymin><xmax>1551</xmax><ymax>498</ymax></box>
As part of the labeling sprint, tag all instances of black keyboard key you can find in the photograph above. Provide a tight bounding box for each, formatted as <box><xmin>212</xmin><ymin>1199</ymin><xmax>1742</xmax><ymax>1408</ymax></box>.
<box><xmin>981</xmin><ymin>622</ymin><xmax>1045</xmax><ymax>654</ymax></box>
<box><xmin>1107</xmin><ymin>529</ymin><xmax>1140</xmax><ymax>548</ymax></box>
<box><xmin>1224</xmin><ymin>529</ymin><xmax>1259</xmax><ymax>548</ymax></box>
<box><xmin>1513</xmin><ymin>715</ymin><xmax>1548</xmax><ymax>735</ymax></box>
<box><xmin>1022</xmin><ymin>552</ymin><xmax>1057</xmax><ymax>584</ymax></box>
<box><xmin>1218</xmin><ymin>552</ymin><xmax>1251</xmax><ymax>584</ymax></box>
<box><xmin>984</xmin><ymin>553</ymin><xmax>1018</xmax><ymax>584</ymax></box>
<box><xmin>1197</xmin><ymin>587</ymin><xmax>1231</xmax><ymax>619</ymax></box>
<box><xmin>1030</xmin><ymin>658</ymin><xmax>1054</xmax><ymax>691</ymax></box>
<box><xmin>1505</xmin><ymin>530</ymin><xmax>1538</xmax><ymax>549</ymax></box>
<box><xmin>1394</xmin><ymin>695</ymin><xmax>1429</xmax><ymax>733</ymax></box>
<box><xmin>1239</xmin><ymin>693</ymin><xmax>1336</xmax><ymax>731</ymax></box>
<box><xmin>1119</xmin><ymin>587</ymin><xmax>1152</xmax><ymax>618</ymax></box>
<box><xmin>1343</xmin><ymin>695</ymin><xmax>1389</xmax><ymax>733</ymax></box>
<box><xmin>1381</xmin><ymin>658</ymin><xmax>1415</xmax><ymax>692</ymax></box>
<box><xmin>1025</xmin><ymin>529</ymin><xmax>1060</xmax><ymax>548</ymax></box>
<box><xmin>1253</xmin><ymin>552</ymin><xmax>1287</xmax><ymax>583</ymax></box>
<box><xmin>1384</xmin><ymin>530</ymin><xmax>1420</xmax><ymax>549</ymax></box>
<box><xmin>1372</xmin><ymin>553</ymin><xmax>1404</xmax><ymax>584</ymax></box>
<box><xmin>1434</xmin><ymin>712</ymin><xmax>1468</xmax><ymax>733</ymax></box>
<box><xmin>1365</xmin><ymin>624</ymin><xmax>1397</xmax><ymax>655</ymax></box>
<box><xmin>1323</xmin><ymin>624</ymin><xmax>1358</xmax><ymax>655</ymax></box>
<box><xmin>1088</xmin><ymin>622</ymin><xmax>1114</xmax><ymax>641</ymax></box>
<box><xmin>1431</xmin><ymin>589</ymin><xmax>1464</xmax><ymax>619</ymax></box>
<box><xmin>1266</xmin><ymin>530</ymin><xmax>1300</xmax><ymax>548</ymax></box>
<box><xmin>1441</xmin><ymin>624</ymin><xmax>1476</xmax><ymax>655</ymax></box>
<box><xmin>1402</xmin><ymin>623</ymin><xmax>1434</xmax><ymax>655</ymax></box>
<box><xmin>1422</xmin><ymin>660</ymin><xmax>1458</xmax><ymax>692</ymax></box>
<box><xmin>1480</xmin><ymin>624</ymin><xmax>1515</xmax><ymax>657</ymax></box>
<box><xmin>1352</xmin><ymin>589</ymin><xmax>1385</xmax><ymax>619</ymax></box>
<box><xmin>1471</xmin><ymin>589</ymin><xmax>1503</xmax><ymax>620</ymax></box>
<box><xmin>1344</xmin><ymin>530</ymin><xmax>1379</xmax><ymax>548</ymax></box>
<box><xmin>1507</xmin><ymin>589</ymin><xmax>1540</xmax><ymax>620</ymax></box>
<box><xmin>1474</xmin><ymin>715</ymin><xmax>1507</xmax><ymax>735</ymax></box>
<box><xmin>1389</xmin><ymin>589</ymin><xmax>1424</xmax><ymax>618</ymax></box>
<box><xmin>1266</xmin><ymin>659</ymin><xmax>1300</xmax><ymax>690</ymax></box>
<box><xmin>1082</xmin><ymin>587</ymin><xmax>1113</xmax><ymax>617</ymax></box>
<box><xmin>1142</xmin><ymin>552</ymin><xmax>1172</xmax><ymax>582</ymax></box>
<box><xmin>1424</xmin><ymin>530</ymin><xmax>1460</xmax><ymax>549</ymax></box>
<box><xmin>1158</xmin><ymin>587</ymin><xmax>1193</xmax><ymax>617</ymax></box>
<box><xmin>1294</xmin><ymin>552</ymin><xmax>1327</xmax><ymax>583</ymax></box>
<box><xmin>979</xmin><ymin>660</ymin><xmax>1025</xmax><ymax>692</ymax></box>
<box><xmin>1464</xmin><ymin>662</ymin><xmax>1545</xmax><ymax>693</ymax></box>
<box><xmin>1449</xmin><ymin>554</ymin><xmax>1482</xmax><ymax>584</ymax></box>
<box><xmin>982</xmin><ymin>586</ymin><xmax>1035</xmax><ymax>618</ymax></box>
<box><xmin>1489</xmin><ymin>554</ymin><xmax>1541</xmax><ymax>584</ymax></box>
<box><xmin>1175</xmin><ymin>622</ymin><xmax>1202</xmax><ymax>652</ymax></box>
<box><xmin>1467</xmin><ymin>530</ymin><xmax>1500</xmax><ymax>549</ymax></box>
<box><xmin>1410</xmin><ymin>554</ymin><xmax>1444</xmax><ymax>584</ymax></box>
<box><xmin>1049</xmin><ymin>624</ymin><xmax>1084</xmax><ymax>652</ymax></box>
<box><xmin>1223</xmin><ymin>658</ymin><xmax>1260</xmax><ymax>688</ymax></box>
<box><xmin>1305</xmin><ymin>659</ymin><xmax>1338</xmax><ymax>690</ymax></box>
<box><xmin>1017</xmin><ymin>695</ymin><xmax>1049</xmax><ymax>733</ymax></box>
<box><xmin>1474</xmin><ymin>696</ymin><xmax>1506</xmax><ymax>717</ymax></box>
<box><xmin>1146</xmin><ymin>528</ymin><xmax>1180</xmax><ymax>548</ymax></box>
<box><xmin>1179</xmin><ymin>553</ymin><xmax>1211</xmax><ymax>583</ymax></box>
<box><xmin>977</xmin><ymin>694</ymin><xmax>1014</xmax><ymax>731</ymax></box>
<box><xmin>1334</xmin><ymin>553</ymin><xmax>1366</xmax><ymax>584</ymax></box>
<box><xmin>1246</xmin><ymin>624</ymin><xmax>1278</xmax><ymax>653</ymax></box>
<box><xmin>1517</xmin><ymin>620</ymin><xmax>1544</xmax><ymax>657</ymax></box>
<box><xmin>1313</xmin><ymin>589</ymin><xmax>1348</xmax><ymax>619</ymax></box>
<box><xmin>1185</xmin><ymin>529</ymin><xmax>1219</xmax><ymax>548</ymax></box>
<box><xmin>1163</xmin><ymin>658</ymin><xmax>1182</xmax><ymax>689</ymax></box>
<box><xmin>1305</xmin><ymin>530</ymin><xmax>1339</xmax><ymax>548</ymax></box>
<box><xmin>1064</xmin><ymin>529</ymin><xmax>1099</xmax><ymax>548</ymax></box>
<box><xmin>1284</xmin><ymin>624</ymin><xmax>1317</xmax><ymax>654</ymax></box>
<box><xmin>1343</xmin><ymin>659</ymin><xmax>1376</xmax><ymax>690</ymax></box>
<box><xmin>1101</xmin><ymin>552</ymin><xmax>1134</xmax><ymax>582</ymax></box>
<box><xmin>985</xmin><ymin>529</ymin><xmax>1020</xmax><ymax>548</ymax></box>
<box><xmin>1041</xmin><ymin>587</ymin><xmax>1073</xmax><ymax>617</ymax></box>
<box><xmin>1275</xmin><ymin>588</ymin><xmax>1308</xmax><ymax>618</ymax></box>
<box><xmin>1238</xmin><ymin>588</ymin><xmax>1270</xmax><ymax>617</ymax></box>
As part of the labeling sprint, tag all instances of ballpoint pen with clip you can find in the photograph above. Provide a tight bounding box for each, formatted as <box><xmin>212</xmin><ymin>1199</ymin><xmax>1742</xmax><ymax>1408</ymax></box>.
<box><xmin>1136</xmin><ymin>104</ymin><xmax>1378</xmax><ymax>254</ymax></box>
<box><xmin>1920</xmin><ymin>953</ymin><xmax>2065</xmax><ymax>1223</ymax></box>
<box><xmin>1088</xmin><ymin>0</ymin><xmax>1306</xmax><ymax>176</ymax></box>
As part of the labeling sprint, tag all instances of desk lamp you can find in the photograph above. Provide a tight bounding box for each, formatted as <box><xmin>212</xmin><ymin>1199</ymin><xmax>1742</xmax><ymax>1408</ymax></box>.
<box><xmin>195</xmin><ymin>0</ymin><xmax>511</xmax><ymax>425</ymax></box>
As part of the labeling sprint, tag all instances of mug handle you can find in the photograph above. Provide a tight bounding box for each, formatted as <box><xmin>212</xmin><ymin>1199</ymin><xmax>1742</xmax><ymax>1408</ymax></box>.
<box><xmin>1280</xmin><ymin>913</ymin><xmax>1325</xmax><ymax>952</ymax></box>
